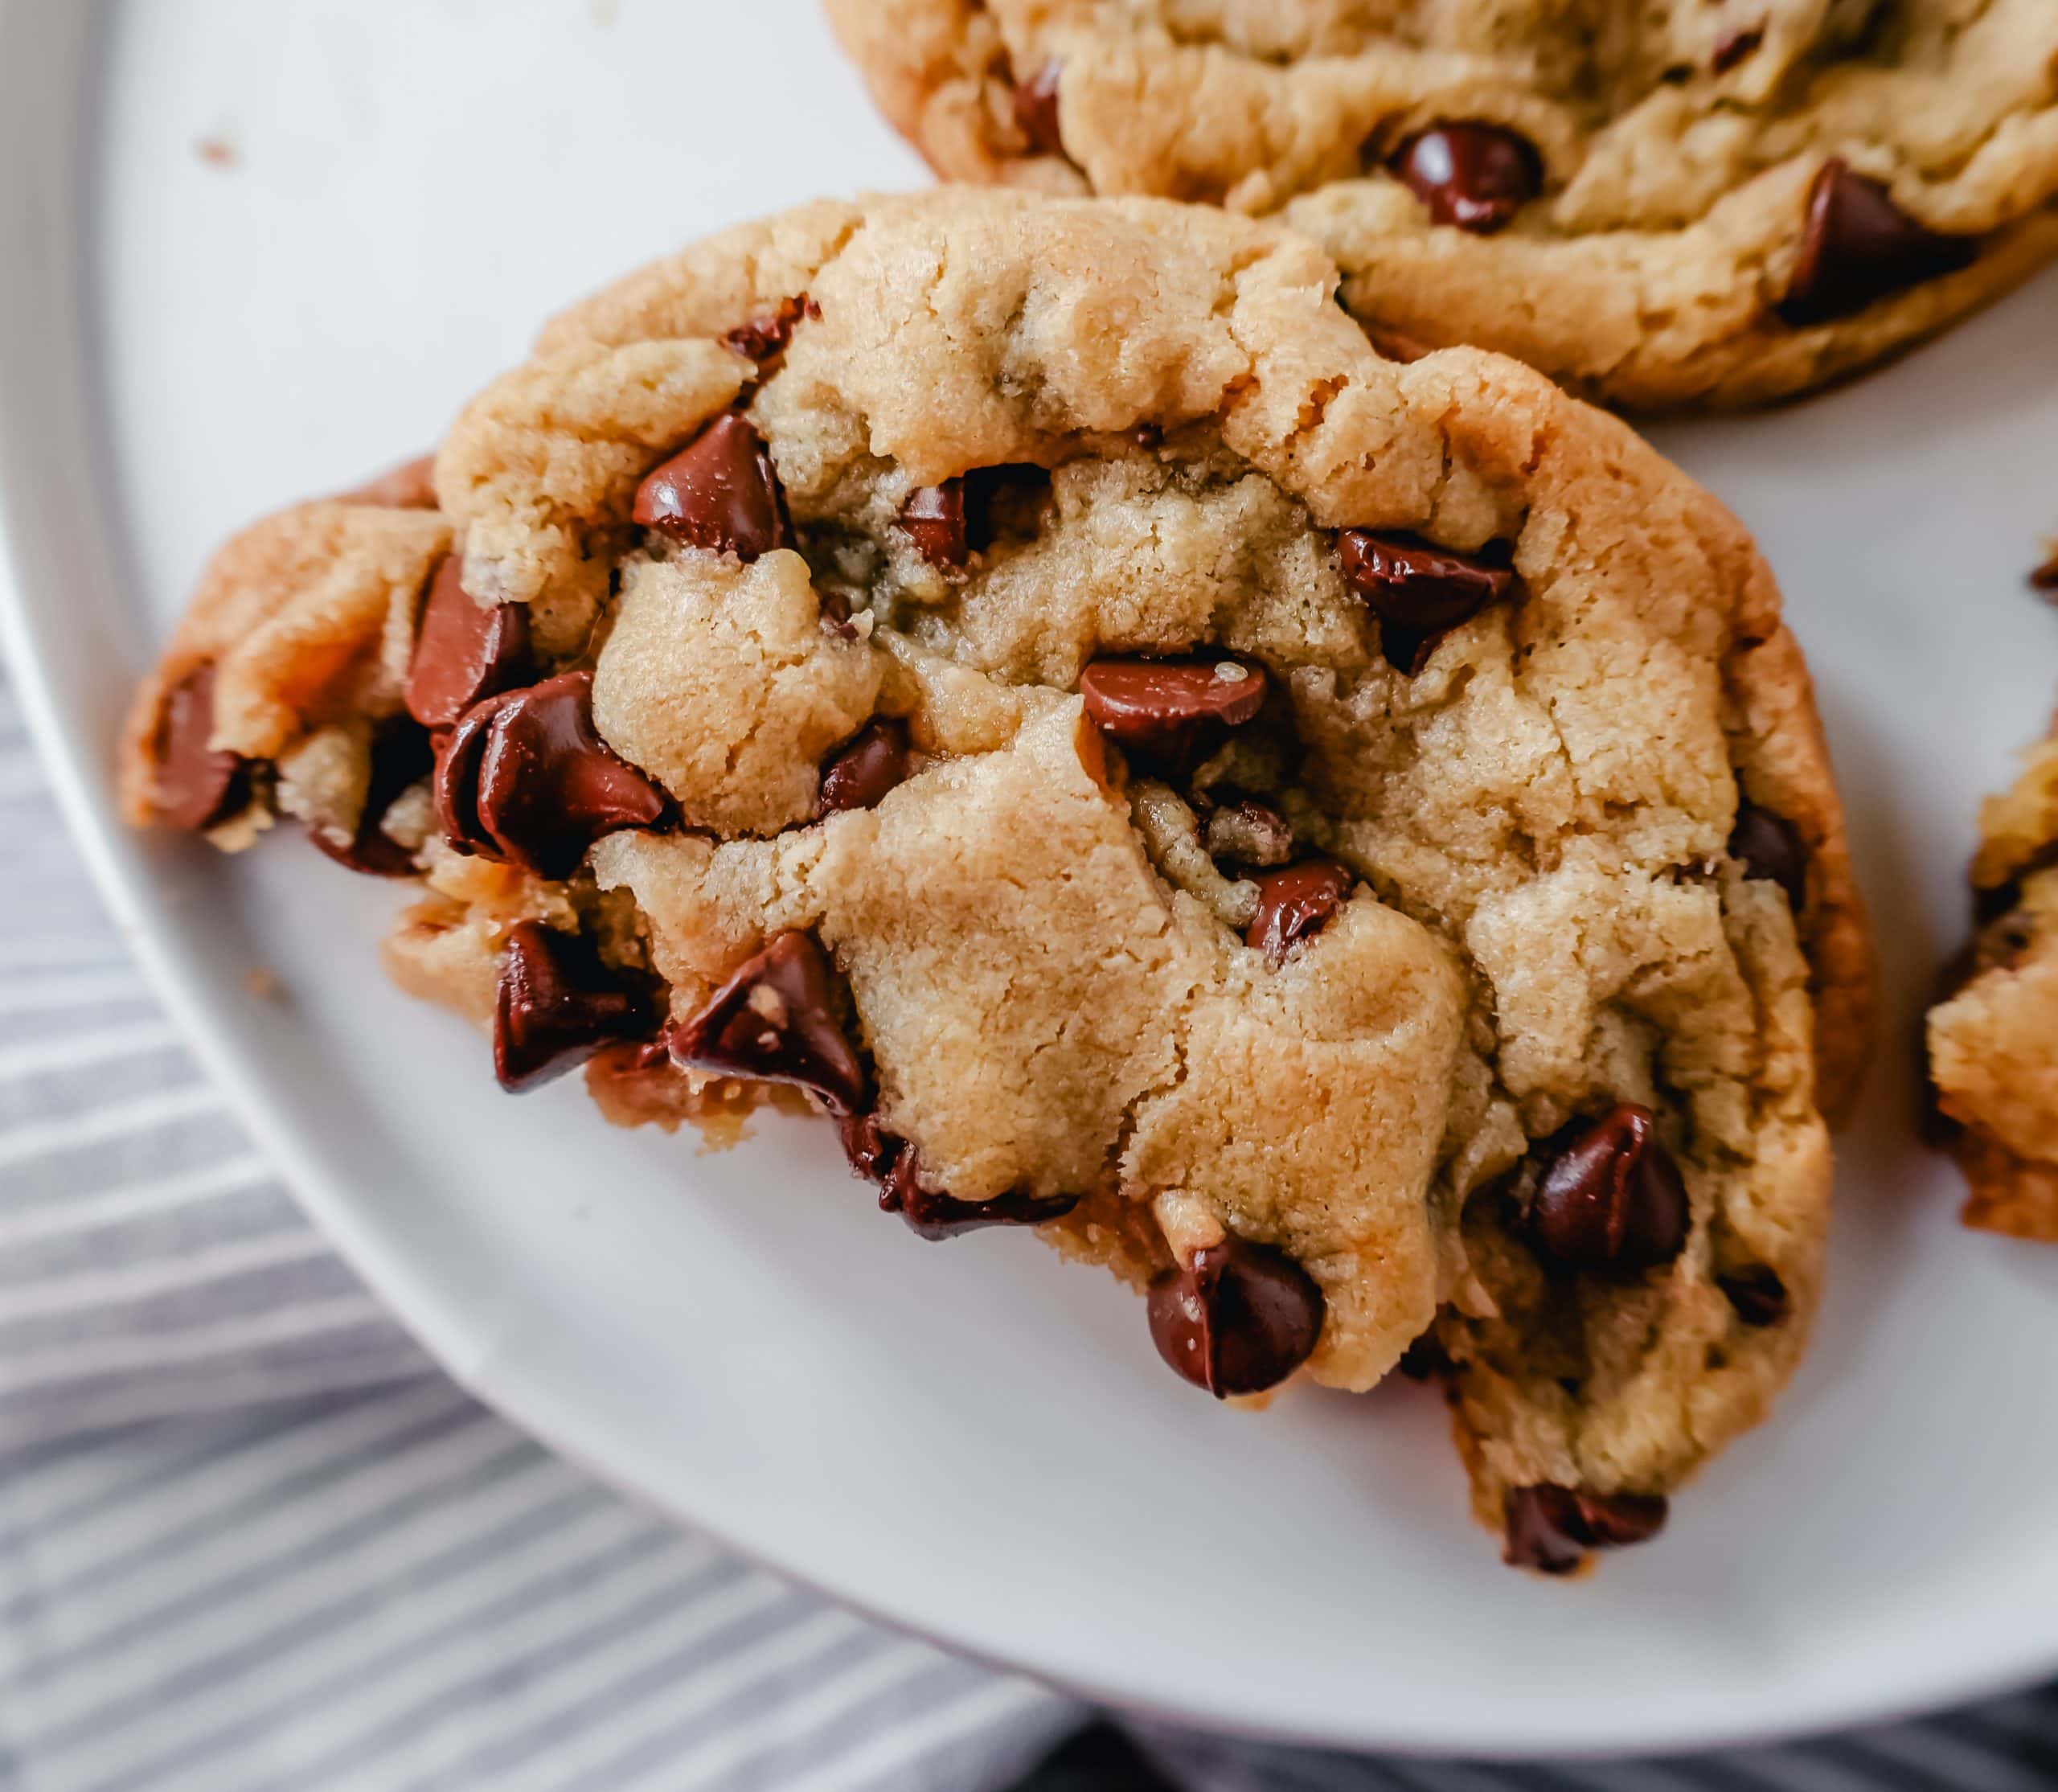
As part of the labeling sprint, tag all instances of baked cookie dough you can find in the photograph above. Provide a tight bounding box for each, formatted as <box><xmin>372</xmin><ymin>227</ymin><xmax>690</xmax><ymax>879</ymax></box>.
<box><xmin>1929</xmin><ymin>655</ymin><xmax>2058</xmax><ymax>1242</ymax></box>
<box><xmin>124</xmin><ymin>190</ymin><xmax>1876</xmax><ymax>1569</ymax></box>
<box><xmin>826</xmin><ymin>0</ymin><xmax>2058</xmax><ymax>408</ymax></box>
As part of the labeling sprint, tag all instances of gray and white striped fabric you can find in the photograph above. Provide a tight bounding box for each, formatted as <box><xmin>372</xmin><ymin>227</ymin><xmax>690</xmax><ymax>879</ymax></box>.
<box><xmin>3</xmin><ymin>658</ymin><xmax>2056</xmax><ymax>1792</ymax></box>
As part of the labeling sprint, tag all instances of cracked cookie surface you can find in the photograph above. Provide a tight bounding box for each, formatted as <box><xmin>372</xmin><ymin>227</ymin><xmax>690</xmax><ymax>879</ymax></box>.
<box><xmin>826</xmin><ymin>0</ymin><xmax>2058</xmax><ymax>408</ymax></box>
<box><xmin>123</xmin><ymin>189</ymin><xmax>1875</xmax><ymax>1567</ymax></box>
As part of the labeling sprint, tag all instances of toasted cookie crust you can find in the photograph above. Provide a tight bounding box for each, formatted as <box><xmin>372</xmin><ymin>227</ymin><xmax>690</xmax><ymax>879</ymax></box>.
<box><xmin>125</xmin><ymin>191</ymin><xmax>1875</xmax><ymax>1564</ymax></box>
<box><xmin>1929</xmin><ymin>722</ymin><xmax>2058</xmax><ymax>1241</ymax></box>
<box><xmin>826</xmin><ymin>0</ymin><xmax>2058</xmax><ymax>410</ymax></box>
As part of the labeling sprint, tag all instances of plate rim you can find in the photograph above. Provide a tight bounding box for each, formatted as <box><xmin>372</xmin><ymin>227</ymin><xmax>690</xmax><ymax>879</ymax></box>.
<box><xmin>8</xmin><ymin>0</ymin><xmax>2058</xmax><ymax>1759</ymax></box>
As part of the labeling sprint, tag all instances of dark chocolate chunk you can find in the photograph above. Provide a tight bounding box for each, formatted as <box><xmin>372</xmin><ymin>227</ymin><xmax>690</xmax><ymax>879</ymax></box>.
<box><xmin>1388</xmin><ymin>124</ymin><xmax>1541</xmax><ymax>235</ymax></box>
<box><xmin>1077</xmin><ymin>658</ymin><xmax>1267</xmax><ymax>764</ymax></box>
<box><xmin>900</xmin><ymin>481</ymin><xmax>969</xmax><ymax>569</ymax></box>
<box><xmin>670</xmin><ymin>931</ymin><xmax>868</xmax><ymax>1117</ymax></box>
<box><xmin>724</xmin><ymin>294</ymin><xmax>816</xmax><ymax>367</ymax></box>
<box><xmin>1729</xmin><ymin>803</ymin><xmax>1808</xmax><ymax>910</ymax></box>
<box><xmin>405</xmin><ymin>554</ymin><xmax>531</xmax><ymax>730</ymax></box>
<box><xmin>1503</xmin><ymin>1483</ymin><xmax>1669</xmax><ymax>1574</ymax></box>
<box><xmin>1339</xmin><ymin>531</ymin><xmax>1519</xmax><ymax>675</ymax></box>
<box><xmin>494</xmin><ymin>921</ymin><xmax>655</xmax><ymax>1093</ymax></box>
<box><xmin>633</xmin><ymin>414</ymin><xmax>792</xmax><ymax>561</ymax></box>
<box><xmin>1147</xmin><ymin>1235</ymin><xmax>1326</xmax><ymax>1397</ymax></box>
<box><xmin>839</xmin><ymin>1117</ymin><xmax>1080</xmax><ymax>1240</ymax></box>
<box><xmin>1717</xmin><ymin>1265</ymin><xmax>1789</xmax><ymax>1327</ymax></box>
<box><xmin>818</xmin><ymin>719</ymin><xmax>912</xmax><ymax>815</ymax></box>
<box><xmin>1526</xmin><ymin>1104</ymin><xmax>1690</xmax><ymax>1271</ymax></box>
<box><xmin>1712</xmin><ymin>24</ymin><xmax>1764</xmax><ymax>72</ymax></box>
<box><xmin>308</xmin><ymin>720</ymin><xmax>435</xmax><ymax>878</ymax></box>
<box><xmin>154</xmin><ymin>666</ymin><xmax>252</xmax><ymax>832</ymax></box>
<box><xmin>465</xmin><ymin>671</ymin><xmax>668</xmax><ymax>880</ymax></box>
<box><xmin>1778</xmin><ymin>158</ymin><xmax>1978</xmax><ymax>326</ymax></box>
<box><xmin>1014</xmin><ymin>60</ymin><xmax>1066</xmax><ymax>158</ymax></box>
<box><xmin>1245</xmin><ymin>859</ymin><xmax>1355</xmax><ymax>962</ymax></box>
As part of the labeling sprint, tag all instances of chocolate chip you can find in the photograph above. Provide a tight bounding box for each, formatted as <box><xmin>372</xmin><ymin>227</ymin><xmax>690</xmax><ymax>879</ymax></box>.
<box><xmin>1503</xmin><ymin>1484</ymin><xmax>1668</xmax><ymax>1574</ymax></box>
<box><xmin>1077</xmin><ymin>658</ymin><xmax>1267</xmax><ymax>765</ymax></box>
<box><xmin>1246</xmin><ymin>860</ymin><xmax>1355</xmax><ymax>962</ymax></box>
<box><xmin>670</xmin><ymin>931</ymin><xmax>868</xmax><ymax>1117</ymax></box>
<box><xmin>1525</xmin><ymin>1104</ymin><xmax>1690</xmax><ymax>1271</ymax></box>
<box><xmin>1013</xmin><ymin>61</ymin><xmax>1066</xmax><ymax>158</ymax></box>
<box><xmin>1339</xmin><ymin>531</ymin><xmax>1519</xmax><ymax>674</ymax></box>
<box><xmin>2030</xmin><ymin>551</ymin><xmax>2058</xmax><ymax>597</ymax></box>
<box><xmin>494</xmin><ymin>921</ymin><xmax>655</xmax><ymax>1093</ymax></box>
<box><xmin>1778</xmin><ymin>158</ymin><xmax>1978</xmax><ymax>327</ymax></box>
<box><xmin>1388</xmin><ymin>124</ymin><xmax>1541</xmax><ymax>235</ymax></box>
<box><xmin>1711</xmin><ymin>24</ymin><xmax>1764</xmax><ymax>72</ymax></box>
<box><xmin>633</xmin><ymin>414</ymin><xmax>792</xmax><ymax>561</ymax></box>
<box><xmin>405</xmin><ymin>555</ymin><xmax>532</xmax><ymax>730</ymax></box>
<box><xmin>154</xmin><ymin>666</ymin><xmax>252</xmax><ymax>831</ymax></box>
<box><xmin>309</xmin><ymin>720</ymin><xmax>434</xmax><ymax>878</ymax></box>
<box><xmin>1717</xmin><ymin>1265</ymin><xmax>1789</xmax><ymax>1327</ymax></box>
<box><xmin>724</xmin><ymin>293</ymin><xmax>815</xmax><ymax>367</ymax></box>
<box><xmin>899</xmin><ymin>481</ymin><xmax>968</xmax><ymax>569</ymax></box>
<box><xmin>1147</xmin><ymin>1236</ymin><xmax>1326</xmax><ymax>1397</ymax></box>
<box><xmin>818</xmin><ymin>719</ymin><xmax>912</xmax><ymax>815</ymax></box>
<box><xmin>437</xmin><ymin>671</ymin><xmax>668</xmax><ymax>880</ymax></box>
<box><xmin>1205</xmin><ymin>799</ymin><xmax>1295</xmax><ymax>870</ymax></box>
<box><xmin>839</xmin><ymin>1116</ymin><xmax>1078</xmax><ymax>1240</ymax></box>
<box><xmin>1397</xmin><ymin>1331</ymin><xmax>1455</xmax><ymax>1382</ymax></box>
<box><xmin>1729</xmin><ymin>802</ymin><xmax>1807</xmax><ymax>909</ymax></box>
<box><xmin>432</xmin><ymin>699</ymin><xmax>501</xmax><ymax>859</ymax></box>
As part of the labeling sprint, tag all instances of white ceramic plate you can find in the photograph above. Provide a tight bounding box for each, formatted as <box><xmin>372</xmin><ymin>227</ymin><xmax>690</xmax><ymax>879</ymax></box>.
<box><xmin>5</xmin><ymin>0</ymin><xmax>2058</xmax><ymax>1760</ymax></box>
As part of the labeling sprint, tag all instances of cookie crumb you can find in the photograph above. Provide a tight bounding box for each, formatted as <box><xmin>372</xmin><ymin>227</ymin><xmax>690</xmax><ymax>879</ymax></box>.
<box><xmin>245</xmin><ymin>966</ymin><xmax>281</xmax><ymax>1001</ymax></box>
<box><xmin>195</xmin><ymin>133</ymin><xmax>240</xmax><ymax>170</ymax></box>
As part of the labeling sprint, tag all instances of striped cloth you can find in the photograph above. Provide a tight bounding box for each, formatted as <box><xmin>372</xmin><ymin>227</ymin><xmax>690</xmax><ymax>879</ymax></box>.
<box><xmin>3</xmin><ymin>661</ymin><xmax>2056</xmax><ymax>1792</ymax></box>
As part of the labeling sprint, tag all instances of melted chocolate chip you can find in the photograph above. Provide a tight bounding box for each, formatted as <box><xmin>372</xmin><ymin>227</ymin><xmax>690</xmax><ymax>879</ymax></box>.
<box><xmin>724</xmin><ymin>294</ymin><xmax>816</xmax><ymax>367</ymax></box>
<box><xmin>154</xmin><ymin>666</ymin><xmax>252</xmax><ymax>831</ymax></box>
<box><xmin>494</xmin><ymin>921</ymin><xmax>655</xmax><ymax>1093</ymax></box>
<box><xmin>1503</xmin><ymin>1484</ymin><xmax>1669</xmax><ymax>1574</ymax></box>
<box><xmin>900</xmin><ymin>481</ymin><xmax>968</xmax><ymax>569</ymax></box>
<box><xmin>1388</xmin><ymin>124</ymin><xmax>1541</xmax><ymax>235</ymax></box>
<box><xmin>308</xmin><ymin>720</ymin><xmax>434</xmax><ymax>878</ymax></box>
<box><xmin>1339</xmin><ymin>531</ymin><xmax>1520</xmax><ymax>675</ymax></box>
<box><xmin>1077</xmin><ymin>658</ymin><xmax>1267</xmax><ymax>765</ymax></box>
<box><xmin>1778</xmin><ymin>159</ymin><xmax>1978</xmax><ymax>327</ymax></box>
<box><xmin>838</xmin><ymin>1117</ymin><xmax>1079</xmax><ymax>1240</ymax></box>
<box><xmin>1729</xmin><ymin>803</ymin><xmax>1808</xmax><ymax>909</ymax></box>
<box><xmin>1526</xmin><ymin>1104</ymin><xmax>1690</xmax><ymax>1271</ymax></box>
<box><xmin>1147</xmin><ymin>1236</ymin><xmax>1326</xmax><ymax>1397</ymax></box>
<box><xmin>633</xmin><ymin>414</ymin><xmax>792</xmax><ymax>561</ymax></box>
<box><xmin>1711</xmin><ymin>24</ymin><xmax>1764</xmax><ymax>72</ymax></box>
<box><xmin>438</xmin><ymin>672</ymin><xmax>667</xmax><ymax>880</ymax></box>
<box><xmin>432</xmin><ymin>699</ymin><xmax>502</xmax><ymax>859</ymax></box>
<box><xmin>1397</xmin><ymin>1331</ymin><xmax>1455</xmax><ymax>1383</ymax></box>
<box><xmin>1717</xmin><ymin>1265</ymin><xmax>1789</xmax><ymax>1327</ymax></box>
<box><xmin>1013</xmin><ymin>60</ymin><xmax>1066</xmax><ymax>159</ymax></box>
<box><xmin>818</xmin><ymin>719</ymin><xmax>912</xmax><ymax>815</ymax></box>
<box><xmin>670</xmin><ymin>931</ymin><xmax>868</xmax><ymax>1117</ymax></box>
<box><xmin>405</xmin><ymin>555</ymin><xmax>532</xmax><ymax>730</ymax></box>
<box><xmin>1246</xmin><ymin>860</ymin><xmax>1355</xmax><ymax>962</ymax></box>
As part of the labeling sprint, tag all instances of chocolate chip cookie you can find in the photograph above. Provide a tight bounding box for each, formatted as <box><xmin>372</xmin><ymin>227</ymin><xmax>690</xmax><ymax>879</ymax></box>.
<box><xmin>826</xmin><ymin>0</ymin><xmax>2058</xmax><ymax>409</ymax></box>
<box><xmin>123</xmin><ymin>190</ymin><xmax>1875</xmax><ymax>1569</ymax></box>
<box><xmin>1929</xmin><ymin>670</ymin><xmax>2058</xmax><ymax>1241</ymax></box>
